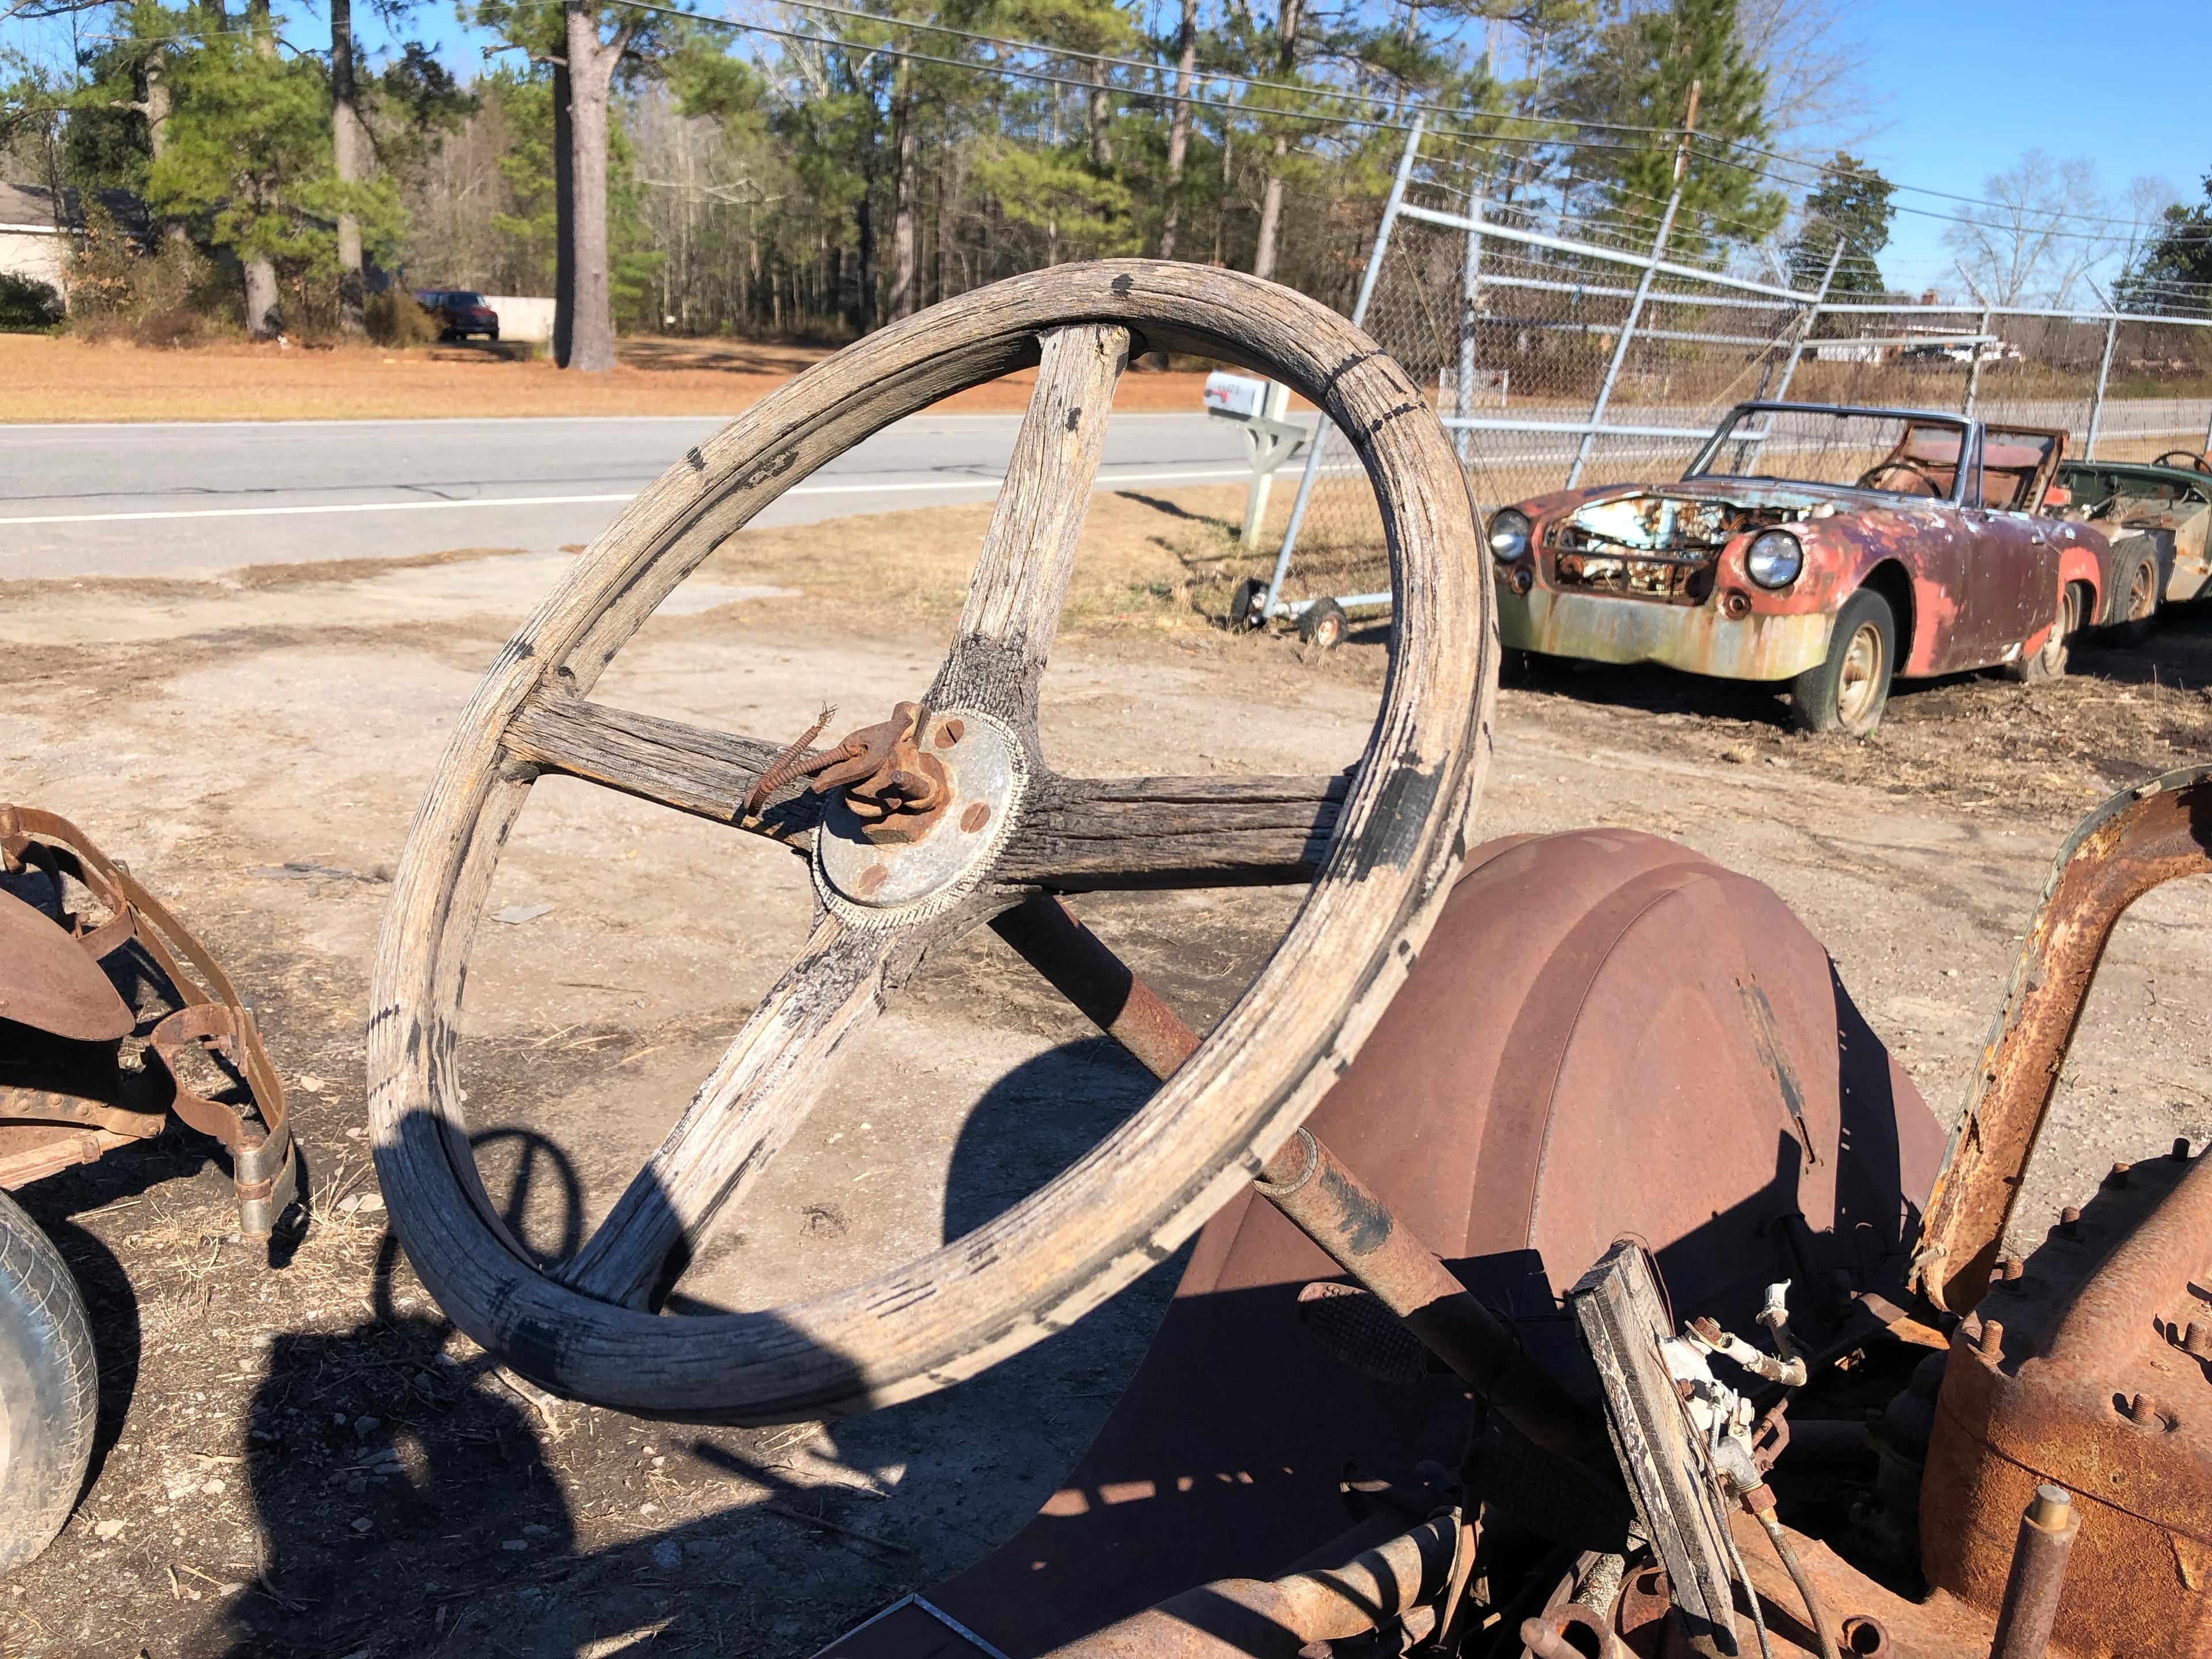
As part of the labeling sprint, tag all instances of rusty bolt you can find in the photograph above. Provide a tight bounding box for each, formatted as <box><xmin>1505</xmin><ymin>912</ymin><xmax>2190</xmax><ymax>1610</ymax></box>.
<box><xmin>960</xmin><ymin>801</ymin><xmax>990</xmax><ymax>834</ymax></box>
<box><xmin>1981</xmin><ymin>1319</ymin><xmax>2005</xmax><ymax>1357</ymax></box>
<box><xmin>2108</xmin><ymin>1161</ymin><xmax>2133</xmax><ymax>1187</ymax></box>
<box><xmin>2059</xmin><ymin>1205</ymin><xmax>2082</xmax><ymax>1237</ymax></box>
<box><xmin>855</xmin><ymin>863</ymin><xmax>888</xmax><ymax>898</ymax></box>
<box><xmin>2177</xmin><ymin>1137</ymin><xmax>2194</xmax><ymax>1161</ymax></box>
<box><xmin>2184</xmin><ymin>1323</ymin><xmax>2212</xmax><ymax>1361</ymax></box>
<box><xmin>934</xmin><ymin>719</ymin><xmax>964</xmax><ymax>749</ymax></box>
<box><xmin>1841</xmin><ymin>1615</ymin><xmax>1892</xmax><ymax>1657</ymax></box>
<box><xmin>2002</xmin><ymin>1256</ymin><xmax>2025</xmax><ymax>1281</ymax></box>
<box><xmin>2122</xmin><ymin>1392</ymin><xmax>2168</xmax><ymax>1427</ymax></box>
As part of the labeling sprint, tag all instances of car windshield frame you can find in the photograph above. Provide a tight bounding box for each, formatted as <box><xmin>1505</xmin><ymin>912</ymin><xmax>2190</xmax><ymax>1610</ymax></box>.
<box><xmin>1683</xmin><ymin>400</ymin><xmax>1978</xmax><ymax>507</ymax></box>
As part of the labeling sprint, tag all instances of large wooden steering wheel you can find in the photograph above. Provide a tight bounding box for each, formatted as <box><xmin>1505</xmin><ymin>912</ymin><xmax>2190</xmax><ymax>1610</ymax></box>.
<box><xmin>367</xmin><ymin>262</ymin><xmax>1492</xmax><ymax>1421</ymax></box>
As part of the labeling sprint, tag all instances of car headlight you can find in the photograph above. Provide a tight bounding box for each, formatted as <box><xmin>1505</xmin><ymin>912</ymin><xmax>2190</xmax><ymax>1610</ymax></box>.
<box><xmin>1488</xmin><ymin>509</ymin><xmax>1531</xmax><ymax>562</ymax></box>
<box><xmin>1745</xmin><ymin>529</ymin><xmax>1803</xmax><ymax>589</ymax></box>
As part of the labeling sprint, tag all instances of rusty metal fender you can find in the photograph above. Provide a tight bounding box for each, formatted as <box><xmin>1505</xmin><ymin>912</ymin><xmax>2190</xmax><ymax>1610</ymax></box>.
<box><xmin>0</xmin><ymin>885</ymin><xmax>136</xmax><ymax>1042</ymax></box>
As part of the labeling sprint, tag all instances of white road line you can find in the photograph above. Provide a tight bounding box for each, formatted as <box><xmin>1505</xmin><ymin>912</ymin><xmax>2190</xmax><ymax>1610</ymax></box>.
<box><xmin>0</xmin><ymin>466</ymin><xmax>1252</xmax><ymax>528</ymax></box>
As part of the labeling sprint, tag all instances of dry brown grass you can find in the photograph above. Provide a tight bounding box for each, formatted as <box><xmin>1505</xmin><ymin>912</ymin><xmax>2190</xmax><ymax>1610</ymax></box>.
<box><xmin>0</xmin><ymin>332</ymin><xmax>1230</xmax><ymax>423</ymax></box>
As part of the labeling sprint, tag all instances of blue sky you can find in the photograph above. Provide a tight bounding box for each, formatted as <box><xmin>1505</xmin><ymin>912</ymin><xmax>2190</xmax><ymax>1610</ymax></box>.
<box><xmin>1837</xmin><ymin>0</ymin><xmax>2210</xmax><ymax>296</ymax></box>
<box><xmin>12</xmin><ymin>0</ymin><xmax>2209</xmax><ymax>303</ymax></box>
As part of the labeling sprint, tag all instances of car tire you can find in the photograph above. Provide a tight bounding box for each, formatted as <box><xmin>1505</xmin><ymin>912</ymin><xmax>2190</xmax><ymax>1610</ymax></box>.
<box><xmin>1227</xmin><ymin>577</ymin><xmax>1267</xmax><ymax>632</ymax></box>
<box><xmin>2108</xmin><ymin>541</ymin><xmax>2159</xmax><ymax>646</ymax></box>
<box><xmin>2006</xmin><ymin>582</ymin><xmax>2081</xmax><ymax>683</ymax></box>
<box><xmin>0</xmin><ymin>1190</ymin><xmax>97</xmax><ymax>1576</ymax></box>
<box><xmin>489</xmin><ymin>327</ymin><xmax>501</xmax><ymax>343</ymax></box>
<box><xmin>1790</xmin><ymin>588</ymin><xmax>1895</xmax><ymax>737</ymax></box>
<box><xmin>1298</xmin><ymin>597</ymin><xmax>1348</xmax><ymax>652</ymax></box>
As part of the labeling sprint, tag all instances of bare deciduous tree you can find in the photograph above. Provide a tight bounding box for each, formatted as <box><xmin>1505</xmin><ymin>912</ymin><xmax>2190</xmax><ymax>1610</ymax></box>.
<box><xmin>1943</xmin><ymin>149</ymin><xmax>2109</xmax><ymax>308</ymax></box>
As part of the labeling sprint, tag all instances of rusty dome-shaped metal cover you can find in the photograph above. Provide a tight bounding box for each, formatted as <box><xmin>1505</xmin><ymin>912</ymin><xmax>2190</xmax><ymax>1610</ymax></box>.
<box><xmin>0</xmin><ymin>885</ymin><xmax>135</xmax><ymax>1042</ymax></box>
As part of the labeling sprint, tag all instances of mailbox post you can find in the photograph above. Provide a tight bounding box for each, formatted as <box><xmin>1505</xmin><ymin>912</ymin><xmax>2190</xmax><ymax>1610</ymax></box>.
<box><xmin>1203</xmin><ymin>373</ymin><xmax>1310</xmax><ymax>548</ymax></box>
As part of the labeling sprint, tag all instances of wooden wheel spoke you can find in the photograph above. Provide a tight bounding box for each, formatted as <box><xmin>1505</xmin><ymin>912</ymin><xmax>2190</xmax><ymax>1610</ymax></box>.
<box><xmin>930</xmin><ymin>323</ymin><xmax>1129</xmax><ymax>718</ymax></box>
<box><xmin>1002</xmin><ymin>771</ymin><xmax>1350</xmax><ymax>892</ymax></box>
<box><xmin>553</xmin><ymin>915</ymin><xmax>925</xmax><ymax>1309</ymax></box>
<box><xmin>503</xmin><ymin>690</ymin><xmax>827</xmax><ymax>842</ymax></box>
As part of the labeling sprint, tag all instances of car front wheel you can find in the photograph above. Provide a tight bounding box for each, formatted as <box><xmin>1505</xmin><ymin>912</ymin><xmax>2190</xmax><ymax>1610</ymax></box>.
<box><xmin>1790</xmin><ymin>588</ymin><xmax>1895</xmax><ymax>736</ymax></box>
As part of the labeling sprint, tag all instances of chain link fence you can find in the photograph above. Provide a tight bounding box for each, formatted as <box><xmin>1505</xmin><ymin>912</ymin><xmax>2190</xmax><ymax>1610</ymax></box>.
<box><xmin>1244</xmin><ymin>121</ymin><xmax>2212</xmax><ymax>631</ymax></box>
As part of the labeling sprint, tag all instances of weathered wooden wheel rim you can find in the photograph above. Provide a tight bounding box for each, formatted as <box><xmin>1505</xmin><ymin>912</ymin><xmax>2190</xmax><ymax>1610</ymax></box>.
<box><xmin>367</xmin><ymin>260</ymin><xmax>1493</xmax><ymax>1419</ymax></box>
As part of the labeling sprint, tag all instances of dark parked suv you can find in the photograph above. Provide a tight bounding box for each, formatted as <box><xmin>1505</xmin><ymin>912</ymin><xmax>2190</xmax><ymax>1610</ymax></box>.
<box><xmin>413</xmin><ymin>289</ymin><xmax>500</xmax><ymax>342</ymax></box>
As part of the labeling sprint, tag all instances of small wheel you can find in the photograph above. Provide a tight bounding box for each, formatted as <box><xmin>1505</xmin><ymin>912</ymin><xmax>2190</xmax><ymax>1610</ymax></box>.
<box><xmin>2153</xmin><ymin>450</ymin><xmax>2212</xmax><ymax>476</ymax></box>
<box><xmin>0</xmin><ymin>1190</ymin><xmax>97</xmax><ymax>1575</ymax></box>
<box><xmin>2109</xmin><ymin>541</ymin><xmax>2160</xmax><ymax>646</ymax></box>
<box><xmin>2006</xmin><ymin>583</ymin><xmax>2080</xmax><ymax>683</ymax></box>
<box><xmin>1226</xmin><ymin>576</ymin><xmax>1267</xmax><ymax>632</ymax></box>
<box><xmin>1298</xmin><ymin>597</ymin><xmax>1348</xmax><ymax>652</ymax></box>
<box><xmin>1791</xmin><ymin>589</ymin><xmax>1895</xmax><ymax>736</ymax></box>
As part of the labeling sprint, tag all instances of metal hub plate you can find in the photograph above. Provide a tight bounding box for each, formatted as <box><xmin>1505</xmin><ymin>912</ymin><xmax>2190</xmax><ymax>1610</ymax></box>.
<box><xmin>814</xmin><ymin>708</ymin><xmax>1026</xmax><ymax>925</ymax></box>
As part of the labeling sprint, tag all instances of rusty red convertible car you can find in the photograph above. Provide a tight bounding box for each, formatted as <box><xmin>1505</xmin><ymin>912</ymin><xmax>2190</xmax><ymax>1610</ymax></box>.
<box><xmin>1487</xmin><ymin>402</ymin><xmax>2131</xmax><ymax>734</ymax></box>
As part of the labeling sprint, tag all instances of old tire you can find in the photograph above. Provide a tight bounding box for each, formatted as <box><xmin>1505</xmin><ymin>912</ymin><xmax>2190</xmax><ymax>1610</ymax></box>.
<box><xmin>2006</xmin><ymin>582</ymin><xmax>2080</xmax><ymax>683</ymax></box>
<box><xmin>2109</xmin><ymin>543</ymin><xmax>2159</xmax><ymax>646</ymax></box>
<box><xmin>1298</xmin><ymin>597</ymin><xmax>1348</xmax><ymax>651</ymax></box>
<box><xmin>0</xmin><ymin>1191</ymin><xmax>96</xmax><ymax>1576</ymax></box>
<box><xmin>1790</xmin><ymin>589</ymin><xmax>1895</xmax><ymax>737</ymax></box>
<box><xmin>1228</xmin><ymin>577</ymin><xmax>1267</xmax><ymax>631</ymax></box>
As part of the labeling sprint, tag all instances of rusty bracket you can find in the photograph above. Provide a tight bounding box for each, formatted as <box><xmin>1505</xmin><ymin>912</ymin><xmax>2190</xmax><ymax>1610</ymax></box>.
<box><xmin>1911</xmin><ymin>764</ymin><xmax>2212</xmax><ymax>1314</ymax></box>
<box><xmin>1</xmin><ymin>804</ymin><xmax>297</xmax><ymax>1238</ymax></box>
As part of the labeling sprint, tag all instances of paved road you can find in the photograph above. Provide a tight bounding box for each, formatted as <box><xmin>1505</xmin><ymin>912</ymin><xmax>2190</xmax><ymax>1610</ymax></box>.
<box><xmin>0</xmin><ymin>412</ymin><xmax>1262</xmax><ymax>579</ymax></box>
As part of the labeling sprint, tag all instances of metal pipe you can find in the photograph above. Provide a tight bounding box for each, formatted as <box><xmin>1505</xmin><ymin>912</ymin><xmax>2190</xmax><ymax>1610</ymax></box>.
<box><xmin>987</xmin><ymin>894</ymin><xmax>1200</xmax><ymax>1082</ymax></box>
<box><xmin>1255</xmin><ymin>1127</ymin><xmax>1593</xmax><ymax>1456</ymax></box>
<box><xmin>1457</xmin><ymin>196</ymin><xmax>1483</xmax><ymax>465</ymax></box>
<box><xmin>1567</xmin><ymin>183</ymin><xmax>1684</xmax><ymax>490</ymax></box>
<box><xmin>1766</xmin><ymin>237</ymin><xmax>1846</xmax><ymax>408</ymax></box>
<box><xmin>1522</xmin><ymin>1606</ymin><xmax>1630</xmax><ymax>1659</ymax></box>
<box><xmin>2084</xmin><ymin>316</ymin><xmax>2119</xmax><ymax>460</ymax></box>
<box><xmin>1989</xmin><ymin>1486</ymin><xmax>2078</xmax><ymax>1659</ymax></box>
<box><xmin>1260</xmin><ymin>113</ymin><xmax>1424</xmax><ymax>622</ymax></box>
<box><xmin>1040</xmin><ymin>1514</ymin><xmax>1459</xmax><ymax>1657</ymax></box>
<box><xmin>1393</xmin><ymin>202</ymin><xmax>1814</xmax><ymax>306</ymax></box>
<box><xmin>1964</xmin><ymin>308</ymin><xmax>1994</xmax><ymax>420</ymax></box>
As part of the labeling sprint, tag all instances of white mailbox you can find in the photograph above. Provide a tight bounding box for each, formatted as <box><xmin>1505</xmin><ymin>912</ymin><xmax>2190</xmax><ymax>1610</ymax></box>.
<box><xmin>1203</xmin><ymin>371</ymin><xmax>1271</xmax><ymax>421</ymax></box>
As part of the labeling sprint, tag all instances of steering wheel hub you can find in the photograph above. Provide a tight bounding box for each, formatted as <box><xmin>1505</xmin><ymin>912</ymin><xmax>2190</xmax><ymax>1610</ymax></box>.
<box><xmin>815</xmin><ymin>707</ymin><xmax>1026</xmax><ymax>920</ymax></box>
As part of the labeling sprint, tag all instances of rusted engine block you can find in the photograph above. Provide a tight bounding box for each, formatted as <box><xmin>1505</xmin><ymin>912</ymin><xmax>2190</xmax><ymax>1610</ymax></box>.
<box><xmin>1926</xmin><ymin>1143</ymin><xmax>2212</xmax><ymax>1653</ymax></box>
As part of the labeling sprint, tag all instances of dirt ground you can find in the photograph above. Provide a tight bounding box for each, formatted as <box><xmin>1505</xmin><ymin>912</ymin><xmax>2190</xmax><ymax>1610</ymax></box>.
<box><xmin>1</xmin><ymin>481</ymin><xmax>2209</xmax><ymax>1658</ymax></box>
<box><xmin>0</xmin><ymin>335</ymin><xmax>1234</xmax><ymax>423</ymax></box>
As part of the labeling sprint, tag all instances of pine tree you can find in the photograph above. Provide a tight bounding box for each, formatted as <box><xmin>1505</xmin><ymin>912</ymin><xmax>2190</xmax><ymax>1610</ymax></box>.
<box><xmin>1786</xmin><ymin>152</ymin><xmax>1896</xmax><ymax>297</ymax></box>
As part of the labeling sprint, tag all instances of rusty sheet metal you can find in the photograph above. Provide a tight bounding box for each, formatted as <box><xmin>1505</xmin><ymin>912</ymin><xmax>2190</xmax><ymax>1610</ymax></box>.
<box><xmin>816</xmin><ymin>830</ymin><xmax>1942</xmax><ymax>1658</ymax></box>
<box><xmin>0</xmin><ymin>885</ymin><xmax>136</xmax><ymax>1041</ymax></box>
<box><xmin>1923</xmin><ymin>1143</ymin><xmax>2212</xmax><ymax>1656</ymax></box>
<box><xmin>1035</xmin><ymin>1514</ymin><xmax>1459</xmax><ymax>1657</ymax></box>
<box><xmin>1497</xmin><ymin>584</ymin><xmax>1833</xmax><ymax>679</ymax></box>
<box><xmin>1914</xmin><ymin>764</ymin><xmax>2212</xmax><ymax>1315</ymax></box>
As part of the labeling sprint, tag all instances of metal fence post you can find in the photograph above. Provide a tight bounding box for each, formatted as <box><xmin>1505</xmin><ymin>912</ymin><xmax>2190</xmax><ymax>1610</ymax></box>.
<box><xmin>2084</xmin><ymin>315</ymin><xmax>2119</xmax><ymax>459</ymax></box>
<box><xmin>1260</xmin><ymin>112</ymin><xmax>1424</xmax><ymax>621</ymax></box>
<box><xmin>1767</xmin><ymin>238</ymin><xmax>1843</xmax><ymax>404</ymax></box>
<box><xmin>1964</xmin><ymin>307</ymin><xmax>1993</xmax><ymax>419</ymax></box>
<box><xmin>1565</xmin><ymin>186</ymin><xmax>1683</xmax><ymax>488</ymax></box>
<box><xmin>1455</xmin><ymin>193</ymin><xmax>1484</xmax><ymax>465</ymax></box>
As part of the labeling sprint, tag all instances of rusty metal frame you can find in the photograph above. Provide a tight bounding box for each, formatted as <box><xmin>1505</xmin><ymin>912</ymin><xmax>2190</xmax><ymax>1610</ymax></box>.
<box><xmin>1912</xmin><ymin>763</ymin><xmax>2212</xmax><ymax>1313</ymax></box>
<box><xmin>1</xmin><ymin>804</ymin><xmax>297</xmax><ymax>1234</ymax></box>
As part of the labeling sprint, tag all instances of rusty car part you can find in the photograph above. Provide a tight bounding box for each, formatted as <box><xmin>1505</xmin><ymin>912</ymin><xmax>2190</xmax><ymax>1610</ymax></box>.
<box><xmin>2056</xmin><ymin>456</ymin><xmax>2212</xmax><ymax>605</ymax></box>
<box><xmin>1036</xmin><ymin>1513</ymin><xmax>1461</xmax><ymax>1657</ymax></box>
<box><xmin>1914</xmin><ymin>762</ymin><xmax>2212</xmax><ymax>1314</ymax></box>
<box><xmin>0</xmin><ymin>804</ymin><xmax>296</xmax><ymax>1232</ymax></box>
<box><xmin>1989</xmin><ymin>1486</ymin><xmax>2080</xmax><ymax>1659</ymax></box>
<box><xmin>816</xmin><ymin>828</ymin><xmax>1934</xmax><ymax>1656</ymax></box>
<box><xmin>995</xmin><ymin>888</ymin><xmax>1602</xmax><ymax>1461</ymax></box>
<box><xmin>1922</xmin><ymin>1141</ymin><xmax>2212</xmax><ymax>1654</ymax></box>
<box><xmin>742</xmin><ymin>700</ymin><xmax>952</xmax><ymax>839</ymax></box>
<box><xmin>1522</xmin><ymin>1603</ymin><xmax>1630</xmax><ymax>1658</ymax></box>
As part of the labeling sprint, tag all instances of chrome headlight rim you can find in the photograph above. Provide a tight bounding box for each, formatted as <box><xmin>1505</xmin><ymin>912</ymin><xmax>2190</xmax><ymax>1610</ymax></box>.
<box><xmin>1744</xmin><ymin>528</ymin><xmax>1804</xmax><ymax>590</ymax></box>
<box><xmin>1487</xmin><ymin>508</ymin><xmax>1532</xmax><ymax>563</ymax></box>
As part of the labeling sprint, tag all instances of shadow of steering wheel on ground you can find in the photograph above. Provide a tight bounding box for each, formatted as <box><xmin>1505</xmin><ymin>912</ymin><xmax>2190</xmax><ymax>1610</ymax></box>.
<box><xmin>209</xmin><ymin>1037</ymin><xmax>1180</xmax><ymax>1658</ymax></box>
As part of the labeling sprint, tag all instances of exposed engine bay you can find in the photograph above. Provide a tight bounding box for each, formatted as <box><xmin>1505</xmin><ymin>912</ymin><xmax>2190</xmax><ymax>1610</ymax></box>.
<box><xmin>1548</xmin><ymin>493</ymin><xmax>1830</xmax><ymax>602</ymax></box>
